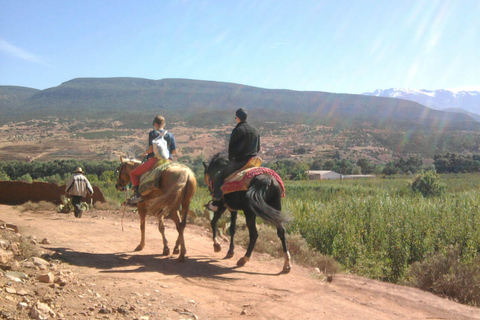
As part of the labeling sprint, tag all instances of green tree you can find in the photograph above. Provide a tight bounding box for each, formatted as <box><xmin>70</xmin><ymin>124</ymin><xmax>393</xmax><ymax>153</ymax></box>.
<box><xmin>411</xmin><ymin>170</ymin><xmax>445</xmax><ymax>197</ymax></box>
<box><xmin>324</xmin><ymin>160</ymin><xmax>335</xmax><ymax>170</ymax></box>
<box><xmin>334</xmin><ymin>159</ymin><xmax>354</xmax><ymax>175</ymax></box>
<box><xmin>0</xmin><ymin>170</ymin><xmax>10</xmax><ymax>181</ymax></box>
<box><xmin>357</xmin><ymin>158</ymin><xmax>375</xmax><ymax>174</ymax></box>
<box><xmin>382</xmin><ymin>161</ymin><xmax>398</xmax><ymax>175</ymax></box>
<box><xmin>100</xmin><ymin>170</ymin><xmax>116</xmax><ymax>183</ymax></box>
<box><xmin>294</xmin><ymin>146</ymin><xmax>307</xmax><ymax>154</ymax></box>
<box><xmin>19</xmin><ymin>173</ymin><xmax>33</xmax><ymax>183</ymax></box>
<box><xmin>291</xmin><ymin>162</ymin><xmax>309</xmax><ymax>180</ymax></box>
<box><xmin>310</xmin><ymin>158</ymin><xmax>323</xmax><ymax>170</ymax></box>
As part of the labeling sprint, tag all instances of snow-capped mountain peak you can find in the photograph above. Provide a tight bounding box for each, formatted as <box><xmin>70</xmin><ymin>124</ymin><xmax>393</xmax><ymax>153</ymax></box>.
<box><xmin>362</xmin><ymin>88</ymin><xmax>480</xmax><ymax>114</ymax></box>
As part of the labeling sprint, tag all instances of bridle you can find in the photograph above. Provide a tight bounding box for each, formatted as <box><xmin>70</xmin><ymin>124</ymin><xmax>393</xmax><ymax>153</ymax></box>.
<box><xmin>116</xmin><ymin>162</ymin><xmax>130</xmax><ymax>191</ymax></box>
<box><xmin>204</xmin><ymin>172</ymin><xmax>213</xmax><ymax>194</ymax></box>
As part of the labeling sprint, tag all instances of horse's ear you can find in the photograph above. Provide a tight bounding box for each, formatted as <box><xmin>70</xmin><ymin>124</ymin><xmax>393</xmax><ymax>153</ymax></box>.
<box><xmin>203</xmin><ymin>162</ymin><xmax>208</xmax><ymax>170</ymax></box>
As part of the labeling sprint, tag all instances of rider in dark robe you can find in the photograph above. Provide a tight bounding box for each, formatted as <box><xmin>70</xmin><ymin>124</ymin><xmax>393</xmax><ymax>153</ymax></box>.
<box><xmin>205</xmin><ymin>108</ymin><xmax>260</xmax><ymax>211</ymax></box>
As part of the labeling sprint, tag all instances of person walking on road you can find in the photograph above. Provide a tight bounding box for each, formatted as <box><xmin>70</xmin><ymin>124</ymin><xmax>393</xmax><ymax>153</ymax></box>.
<box><xmin>66</xmin><ymin>167</ymin><xmax>94</xmax><ymax>218</ymax></box>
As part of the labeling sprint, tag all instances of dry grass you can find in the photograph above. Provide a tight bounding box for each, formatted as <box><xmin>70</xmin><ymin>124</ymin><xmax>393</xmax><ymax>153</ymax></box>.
<box><xmin>18</xmin><ymin>201</ymin><xmax>58</xmax><ymax>212</ymax></box>
<box><xmin>93</xmin><ymin>201</ymin><xmax>122</xmax><ymax>211</ymax></box>
<box><xmin>406</xmin><ymin>245</ymin><xmax>480</xmax><ymax>306</ymax></box>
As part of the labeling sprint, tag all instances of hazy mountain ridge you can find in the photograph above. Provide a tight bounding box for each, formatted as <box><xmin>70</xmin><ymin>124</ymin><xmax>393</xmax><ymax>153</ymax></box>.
<box><xmin>1</xmin><ymin>78</ymin><xmax>479</xmax><ymax>131</ymax></box>
<box><xmin>0</xmin><ymin>86</ymin><xmax>40</xmax><ymax>113</ymax></box>
<box><xmin>363</xmin><ymin>88</ymin><xmax>480</xmax><ymax>115</ymax></box>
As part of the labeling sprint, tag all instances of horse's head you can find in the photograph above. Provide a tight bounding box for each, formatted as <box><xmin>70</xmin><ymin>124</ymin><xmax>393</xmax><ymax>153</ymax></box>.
<box><xmin>115</xmin><ymin>156</ymin><xmax>141</xmax><ymax>191</ymax></box>
<box><xmin>203</xmin><ymin>153</ymin><xmax>228</xmax><ymax>193</ymax></box>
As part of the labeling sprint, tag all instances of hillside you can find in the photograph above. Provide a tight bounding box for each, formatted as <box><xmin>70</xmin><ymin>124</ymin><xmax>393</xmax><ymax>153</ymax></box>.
<box><xmin>1</xmin><ymin>77</ymin><xmax>479</xmax><ymax>131</ymax></box>
<box><xmin>0</xmin><ymin>86</ymin><xmax>40</xmax><ymax>115</ymax></box>
<box><xmin>444</xmin><ymin>108</ymin><xmax>480</xmax><ymax>122</ymax></box>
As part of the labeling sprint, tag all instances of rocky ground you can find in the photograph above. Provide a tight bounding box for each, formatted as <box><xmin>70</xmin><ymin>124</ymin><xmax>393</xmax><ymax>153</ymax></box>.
<box><xmin>1</xmin><ymin>205</ymin><xmax>480</xmax><ymax>320</ymax></box>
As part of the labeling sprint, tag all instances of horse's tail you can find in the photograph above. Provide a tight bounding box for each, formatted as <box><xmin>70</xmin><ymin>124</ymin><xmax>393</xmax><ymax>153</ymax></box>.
<box><xmin>245</xmin><ymin>174</ymin><xmax>287</xmax><ymax>228</ymax></box>
<box><xmin>179</xmin><ymin>168</ymin><xmax>197</xmax><ymax>209</ymax></box>
<box><xmin>146</xmin><ymin>167</ymin><xmax>195</xmax><ymax>216</ymax></box>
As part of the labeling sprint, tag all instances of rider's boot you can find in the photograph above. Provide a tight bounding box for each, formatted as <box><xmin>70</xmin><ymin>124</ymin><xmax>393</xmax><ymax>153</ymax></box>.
<box><xmin>129</xmin><ymin>186</ymin><xmax>143</xmax><ymax>204</ymax></box>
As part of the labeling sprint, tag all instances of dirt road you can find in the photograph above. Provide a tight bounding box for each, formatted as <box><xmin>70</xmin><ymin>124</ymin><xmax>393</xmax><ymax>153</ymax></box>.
<box><xmin>1</xmin><ymin>204</ymin><xmax>479</xmax><ymax>319</ymax></box>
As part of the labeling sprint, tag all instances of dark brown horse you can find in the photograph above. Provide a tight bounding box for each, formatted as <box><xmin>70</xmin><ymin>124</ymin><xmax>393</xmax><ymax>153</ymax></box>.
<box><xmin>204</xmin><ymin>153</ymin><xmax>291</xmax><ymax>273</ymax></box>
<box><xmin>115</xmin><ymin>156</ymin><xmax>197</xmax><ymax>261</ymax></box>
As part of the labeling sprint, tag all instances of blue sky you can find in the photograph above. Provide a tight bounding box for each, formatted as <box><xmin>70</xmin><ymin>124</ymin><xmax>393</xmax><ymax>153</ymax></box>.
<box><xmin>1</xmin><ymin>0</ymin><xmax>479</xmax><ymax>93</ymax></box>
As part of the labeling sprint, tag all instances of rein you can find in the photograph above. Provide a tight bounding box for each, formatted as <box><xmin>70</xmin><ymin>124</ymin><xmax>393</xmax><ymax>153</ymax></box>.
<box><xmin>117</xmin><ymin>162</ymin><xmax>132</xmax><ymax>232</ymax></box>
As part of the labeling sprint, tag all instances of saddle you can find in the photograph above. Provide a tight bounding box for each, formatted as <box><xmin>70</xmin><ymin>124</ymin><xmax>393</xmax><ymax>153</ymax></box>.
<box><xmin>138</xmin><ymin>159</ymin><xmax>171</xmax><ymax>196</ymax></box>
<box><xmin>221</xmin><ymin>156</ymin><xmax>286</xmax><ymax>197</ymax></box>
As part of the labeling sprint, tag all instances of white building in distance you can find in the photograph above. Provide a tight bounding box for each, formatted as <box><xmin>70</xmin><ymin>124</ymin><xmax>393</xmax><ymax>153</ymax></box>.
<box><xmin>306</xmin><ymin>170</ymin><xmax>375</xmax><ymax>180</ymax></box>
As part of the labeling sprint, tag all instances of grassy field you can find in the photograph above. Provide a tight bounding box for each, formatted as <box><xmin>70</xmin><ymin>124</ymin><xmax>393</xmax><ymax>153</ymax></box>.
<box><xmin>286</xmin><ymin>177</ymin><xmax>479</xmax><ymax>275</ymax></box>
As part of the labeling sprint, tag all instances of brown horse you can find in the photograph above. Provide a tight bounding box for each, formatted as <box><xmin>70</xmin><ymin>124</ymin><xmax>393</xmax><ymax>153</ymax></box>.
<box><xmin>115</xmin><ymin>156</ymin><xmax>196</xmax><ymax>261</ymax></box>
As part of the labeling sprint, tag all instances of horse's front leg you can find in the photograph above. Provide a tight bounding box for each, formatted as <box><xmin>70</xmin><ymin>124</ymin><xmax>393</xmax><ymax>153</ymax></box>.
<box><xmin>226</xmin><ymin>210</ymin><xmax>237</xmax><ymax>259</ymax></box>
<box><xmin>277</xmin><ymin>226</ymin><xmax>291</xmax><ymax>273</ymax></box>
<box><xmin>158</xmin><ymin>215</ymin><xmax>170</xmax><ymax>256</ymax></box>
<box><xmin>237</xmin><ymin>210</ymin><xmax>257</xmax><ymax>267</ymax></box>
<box><xmin>211</xmin><ymin>206</ymin><xmax>227</xmax><ymax>253</ymax></box>
<box><xmin>135</xmin><ymin>203</ymin><xmax>147</xmax><ymax>251</ymax></box>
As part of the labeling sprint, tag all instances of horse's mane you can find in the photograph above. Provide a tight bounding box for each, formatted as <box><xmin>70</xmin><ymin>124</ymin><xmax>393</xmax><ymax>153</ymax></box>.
<box><xmin>207</xmin><ymin>152</ymin><xmax>229</xmax><ymax>172</ymax></box>
<box><xmin>128</xmin><ymin>158</ymin><xmax>142</xmax><ymax>164</ymax></box>
<box><xmin>211</xmin><ymin>152</ymin><xmax>228</xmax><ymax>163</ymax></box>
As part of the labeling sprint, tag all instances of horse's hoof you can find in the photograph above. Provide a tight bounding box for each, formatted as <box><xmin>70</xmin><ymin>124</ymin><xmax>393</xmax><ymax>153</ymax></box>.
<box><xmin>236</xmin><ymin>257</ymin><xmax>249</xmax><ymax>266</ymax></box>
<box><xmin>173</xmin><ymin>247</ymin><xmax>180</xmax><ymax>255</ymax></box>
<box><xmin>134</xmin><ymin>245</ymin><xmax>144</xmax><ymax>252</ymax></box>
<box><xmin>282</xmin><ymin>264</ymin><xmax>292</xmax><ymax>273</ymax></box>
<box><xmin>177</xmin><ymin>256</ymin><xmax>185</xmax><ymax>262</ymax></box>
<box><xmin>162</xmin><ymin>248</ymin><xmax>171</xmax><ymax>256</ymax></box>
<box><xmin>214</xmin><ymin>243</ymin><xmax>222</xmax><ymax>253</ymax></box>
<box><xmin>225</xmin><ymin>251</ymin><xmax>234</xmax><ymax>259</ymax></box>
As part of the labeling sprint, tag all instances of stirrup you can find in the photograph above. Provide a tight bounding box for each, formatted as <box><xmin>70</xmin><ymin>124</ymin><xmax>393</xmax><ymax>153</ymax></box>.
<box><xmin>128</xmin><ymin>194</ymin><xmax>144</xmax><ymax>204</ymax></box>
<box><xmin>204</xmin><ymin>200</ymin><xmax>218</xmax><ymax>212</ymax></box>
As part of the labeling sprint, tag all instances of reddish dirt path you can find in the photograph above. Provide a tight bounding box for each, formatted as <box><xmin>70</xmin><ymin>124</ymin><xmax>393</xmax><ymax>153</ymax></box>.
<box><xmin>1</xmin><ymin>204</ymin><xmax>479</xmax><ymax>320</ymax></box>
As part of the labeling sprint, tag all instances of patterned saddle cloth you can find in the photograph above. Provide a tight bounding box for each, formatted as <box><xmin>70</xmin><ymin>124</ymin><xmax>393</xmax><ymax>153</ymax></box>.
<box><xmin>221</xmin><ymin>157</ymin><xmax>286</xmax><ymax>197</ymax></box>
<box><xmin>138</xmin><ymin>159</ymin><xmax>172</xmax><ymax>196</ymax></box>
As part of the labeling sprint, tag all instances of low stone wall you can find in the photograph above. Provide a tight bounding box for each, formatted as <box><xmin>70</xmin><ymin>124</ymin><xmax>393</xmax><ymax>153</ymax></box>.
<box><xmin>0</xmin><ymin>181</ymin><xmax>106</xmax><ymax>205</ymax></box>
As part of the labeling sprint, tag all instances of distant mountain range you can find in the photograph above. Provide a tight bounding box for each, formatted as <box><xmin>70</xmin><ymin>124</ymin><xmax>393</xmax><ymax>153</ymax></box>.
<box><xmin>1</xmin><ymin>78</ymin><xmax>479</xmax><ymax>131</ymax></box>
<box><xmin>363</xmin><ymin>88</ymin><xmax>480</xmax><ymax>121</ymax></box>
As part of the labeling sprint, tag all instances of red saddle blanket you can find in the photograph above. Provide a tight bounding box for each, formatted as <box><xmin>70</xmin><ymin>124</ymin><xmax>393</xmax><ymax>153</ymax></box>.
<box><xmin>221</xmin><ymin>167</ymin><xmax>286</xmax><ymax>197</ymax></box>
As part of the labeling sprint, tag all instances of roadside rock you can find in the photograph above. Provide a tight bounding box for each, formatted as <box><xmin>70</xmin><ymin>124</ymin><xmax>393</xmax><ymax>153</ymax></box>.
<box><xmin>29</xmin><ymin>301</ymin><xmax>56</xmax><ymax>320</ymax></box>
<box><xmin>5</xmin><ymin>271</ymin><xmax>28</xmax><ymax>282</ymax></box>
<box><xmin>0</xmin><ymin>247</ymin><xmax>13</xmax><ymax>264</ymax></box>
<box><xmin>38</xmin><ymin>272</ymin><xmax>55</xmax><ymax>283</ymax></box>
<box><xmin>32</xmin><ymin>256</ymin><xmax>49</xmax><ymax>268</ymax></box>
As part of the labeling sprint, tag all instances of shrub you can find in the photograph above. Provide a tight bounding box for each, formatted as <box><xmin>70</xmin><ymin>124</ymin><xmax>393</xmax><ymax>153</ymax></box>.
<box><xmin>410</xmin><ymin>170</ymin><xmax>445</xmax><ymax>197</ymax></box>
<box><xmin>19</xmin><ymin>173</ymin><xmax>33</xmax><ymax>183</ymax></box>
<box><xmin>407</xmin><ymin>245</ymin><xmax>480</xmax><ymax>306</ymax></box>
<box><xmin>93</xmin><ymin>201</ymin><xmax>121</xmax><ymax>211</ymax></box>
<box><xmin>0</xmin><ymin>170</ymin><xmax>10</xmax><ymax>181</ymax></box>
<box><xmin>19</xmin><ymin>201</ymin><xmax>58</xmax><ymax>212</ymax></box>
